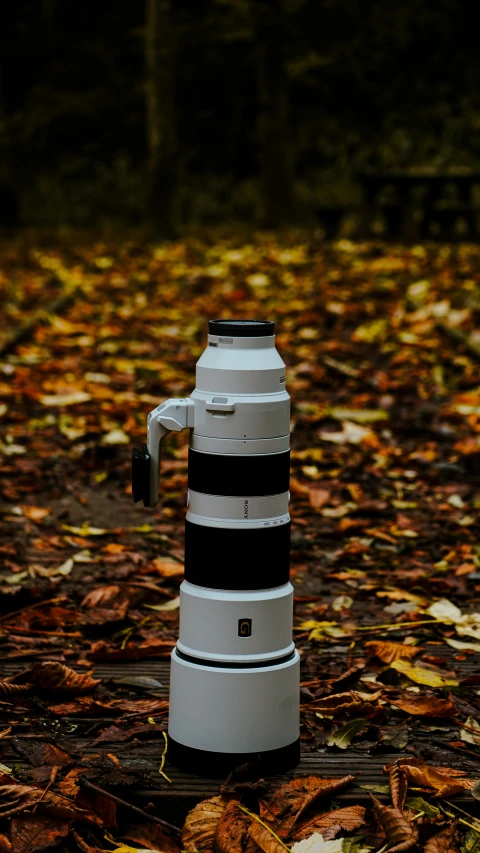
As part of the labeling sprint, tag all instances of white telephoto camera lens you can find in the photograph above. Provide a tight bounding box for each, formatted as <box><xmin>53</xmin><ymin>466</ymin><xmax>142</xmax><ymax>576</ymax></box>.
<box><xmin>132</xmin><ymin>319</ymin><xmax>300</xmax><ymax>776</ymax></box>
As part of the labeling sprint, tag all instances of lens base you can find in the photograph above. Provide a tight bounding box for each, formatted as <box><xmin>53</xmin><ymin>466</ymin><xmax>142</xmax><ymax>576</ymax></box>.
<box><xmin>168</xmin><ymin>736</ymin><xmax>300</xmax><ymax>778</ymax></box>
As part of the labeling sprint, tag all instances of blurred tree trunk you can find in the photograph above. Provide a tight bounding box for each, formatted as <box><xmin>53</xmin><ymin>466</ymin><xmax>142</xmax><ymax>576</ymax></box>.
<box><xmin>145</xmin><ymin>0</ymin><xmax>178</xmax><ymax>239</ymax></box>
<box><xmin>252</xmin><ymin>0</ymin><xmax>294</xmax><ymax>228</ymax></box>
<box><xmin>0</xmin><ymin>70</ymin><xmax>19</xmax><ymax>229</ymax></box>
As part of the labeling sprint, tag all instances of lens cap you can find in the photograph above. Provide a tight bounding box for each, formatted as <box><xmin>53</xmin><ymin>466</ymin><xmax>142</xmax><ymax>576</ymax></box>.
<box><xmin>208</xmin><ymin>319</ymin><xmax>275</xmax><ymax>337</ymax></box>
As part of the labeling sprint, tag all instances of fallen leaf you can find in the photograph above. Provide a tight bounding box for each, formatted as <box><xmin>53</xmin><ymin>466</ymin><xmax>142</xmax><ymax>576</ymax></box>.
<box><xmin>390</xmin><ymin>695</ymin><xmax>456</xmax><ymax>717</ymax></box>
<box><xmin>214</xmin><ymin>801</ymin><xmax>250</xmax><ymax>853</ymax></box>
<box><xmin>149</xmin><ymin>558</ymin><xmax>184</xmax><ymax>578</ymax></box>
<box><xmin>370</xmin><ymin>795</ymin><xmax>418</xmax><ymax>853</ymax></box>
<box><xmin>365</xmin><ymin>641</ymin><xmax>421</xmax><ymax>664</ymax></box>
<box><xmin>390</xmin><ymin>660</ymin><xmax>458</xmax><ymax>687</ymax></box>
<box><xmin>427</xmin><ymin>599</ymin><xmax>463</xmax><ymax>624</ymax></box>
<box><xmin>445</xmin><ymin>638</ymin><xmax>480</xmax><ymax>653</ymax></box>
<box><xmin>48</xmin><ymin>557</ymin><xmax>74</xmax><ymax>577</ymax></box>
<box><xmin>293</xmin><ymin>806</ymin><xmax>367</xmax><ymax>841</ymax></box>
<box><xmin>305</xmin><ymin>691</ymin><xmax>382</xmax><ymax>716</ymax></box>
<box><xmin>319</xmin><ymin>421</ymin><xmax>375</xmax><ymax>446</ymax></box>
<box><xmin>182</xmin><ymin>796</ymin><xmax>227</xmax><ymax>852</ymax></box>
<box><xmin>9</xmin><ymin>815</ymin><xmax>70</xmax><ymax>853</ymax></box>
<box><xmin>332</xmin><ymin>596</ymin><xmax>353</xmax><ymax>611</ymax></box>
<box><xmin>123</xmin><ymin>823</ymin><xmax>181</xmax><ymax>853</ymax></box>
<box><xmin>0</xmin><ymin>682</ymin><xmax>31</xmax><ymax>701</ymax></box>
<box><xmin>388</xmin><ymin>759</ymin><xmax>476</xmax><ymax>796</ymax></box>
<box><xmin>62</xmin><ymin>523</ymin><xmax>110</xmax><ymax>536</ymax></box>
<box><xmin>248</xmin><ymin>817</ymin><xmax>289</xmax><ymax>853</ymax></box>
<box><xmin>328</xmin><ymin>408</ymin><xmax>388</xmax><ymax>424</ymax></box>
<box><xmin>291</xmin><ymin>835</ymin><xmax>343</xmax><ymax>853</ymax></box>
<box><xmin>460</xmin><ymin>716</ymin><xmax>480</xmax><ymax>745</ymax></box>
<box><xmin>13</xmin><ymin>661</ymin><xmax>100</xmax><ymax>694</ymax></box>
<box><xmin>387</xmin><ymin>764</ymin><xmax>407</xmax><ymax>812</ymax></box>
<box><xmin>40</xmin><ymin>391</ymin><xmax>91</xmax><ymax>406</ymax></box>
<box><xmin>327</xmin><ymin>719</ymin><xmax>367</xmax><ymax>750</ymax></box>
<box><xmin>425</xmin><ymin>822</ymin><xmax>458</xmax><ymax>853</ymax></box>
<box><xmin>81</xmin><ymin>585</ymin><xmax>124</xmax><ymax>608</ymax></box>
<box><xmin>19</xmin><ymin>506</ymin><xmax>52</xmax><ymax>522</ymax></box>
<box><xmin>12</xmin><ymin>740</ymin><xmax>73</xmax><ymax>768</ymax></box>
<box><xmin>0</xmin><ymin>833</ymin><xmax>12</xmax><ymax>852</ymax></box>
<box><xmin>404</xmin><ymin>797</ymin><xmax>439</xmax><ymax>817</ymax></box>
<box><xmin>306</xmin><ymin>487</ymin><xmax>331</xmax><ymax>511</ymax></box>
<box><xmin>102</xmin><ymin>428</ymin><xmax>130</xmax><ymax>445</ymax></box>
<box><xmin>89</xmin><ymin>638</ymin><xmax>175</xmax><ymax>661</ymax></box>
<box><xmin>263</xmin><ymin>776</ymin><xmax>356</xmax><ymax>838</ymax></box>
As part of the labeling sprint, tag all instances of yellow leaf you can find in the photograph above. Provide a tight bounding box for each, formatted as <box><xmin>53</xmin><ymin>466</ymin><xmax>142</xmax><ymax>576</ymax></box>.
<box><xmin>62</xmin><ymin>523</ymin><xmax>109</xmax><ymax>536</ymax></box>
<box><xmin>391</xmin><ymin>660</ymin><xmax>458</xmax><ymax>687</ymax></box>
<box><xmin>40</xmin><ymin>392</ymin><xmax>91</xmax><ymax>406</ymax></box>
<box><xmin>352</xmin><ymin>318</ymin><xmax>388</xmax><ymax>343</ymax></box>
<box><xmin>446</xmin><ymin>637</ymin><xmax>480</xmax><ymax>653</ymax></box>
<box><xmin>102</xmin><ymin>429</ymin><xmax>130</xmax><ymax>445</ymax></box>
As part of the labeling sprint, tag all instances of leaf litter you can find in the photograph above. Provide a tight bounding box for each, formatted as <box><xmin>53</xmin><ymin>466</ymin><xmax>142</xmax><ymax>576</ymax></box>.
<box><xmin>1</xmin><ymin>235</ymin><xmax>480</xmax><ymax>850</ymax></box>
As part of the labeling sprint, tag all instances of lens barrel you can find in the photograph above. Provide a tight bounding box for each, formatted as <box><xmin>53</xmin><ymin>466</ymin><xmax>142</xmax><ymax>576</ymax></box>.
<box><xmin>167</xmin><ymin>322</ymin><xmax>300</xmax><ymax>776</ymax></box>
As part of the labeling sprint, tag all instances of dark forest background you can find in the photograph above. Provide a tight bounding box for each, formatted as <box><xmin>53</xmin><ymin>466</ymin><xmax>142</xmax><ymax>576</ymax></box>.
<box><xmin>1</xmin><ymin>0</ymin><xmax>479</xmax><ymax>234</ymax></box>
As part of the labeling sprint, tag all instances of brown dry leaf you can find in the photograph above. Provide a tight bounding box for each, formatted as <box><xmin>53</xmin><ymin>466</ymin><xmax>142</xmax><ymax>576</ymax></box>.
<box><xmin>214</xmin><ymin>800</ymin><xmax>250</xmax><ymax>853</ymax></box>
<box><xmin>123</xmin><ymin>823</ymin><xmax>181</xmax><ymax>853</ymax></box>
<box><xmin>182</xmin><ymin>796</ymin><xmax>228</xmax><ymax>852</ymax></box>
<box><xmin>263</xmin><ymin>775</ymin><xmax>356</xmax><ymax>838</ymax></box>
<box><xmin>12</xmin><ymin>740</ymin><xmax>73</xmax><ymax>768</ymax></box>
<box><xmin>425</xmin><ymin>822</ymin><xmax>458</xmax><ymax>853</ymax></box>
<box><xmin>388</xmin><ymin>759</ymin><xmax>475</xmax><ymax>796</ymax></box>
<box><xmin>306</xmin><ymin>487</ymin><xmax>331</xmax><ymax>511</ymax></box>
<box><xmin>303</xmin><ymin>691</ymin><xmax>382</xmax><ymax>716</ymax></box>
<box><xmin>57</xmin><ymin>767</ymin><xmax>84</xmax><ymax>799</ymax></box>
<box><xmin>9</xmin><ymin>814</ymin><xmax>70</xmax><ymax>853</ymax></box>
<box><xmin>150</xmin><ymin>557</ymin><xmax>184</xmax><ymax>578</ymax></box>
<box><xmin>388</xmin><ymin>764</ymin><xmax>407</xmax><ymax>812</ymax></box>
<box><xmin>110</xmin><ymin>698</ymin><xmax>169</xmax><ymax>715</ymax></box>
<box><xmin>81</xmin><ymin>585</ymin><xmax>124</xmax><ymax>608</ymax></box>
<box><xmin>0</xmin><ymin>682</ymin><xmax>31</xmax><ymax>701</ymax></box>
<box><xmin>93</xmin><ymin>723</ymin><xmax>166</xmax><ymax>745</ymax></box>
<box><xmin>248</xmin><ymin>818</ymin><xmax>287</xmax><ymax>853</ymax></box>
<box><xmin>47</xmin><ymin>698</ymin><xmax>95</xmax><ymax>715</ymax></box>
<box><xmin>0</xmin><ymin>783</ymin><xmax>40</xmax><ymax>817</ymax></box>
<box><xmin>26</xmin><ymin>661</ymin><xmax>100</xmax><ymax>694</ymax></box>
<box><xmin>0</xmin><ymin>777</ymin><xmax>97</xmax><ymax>824</ymax></box>
<box><xmin>89</xmin><ymin>638</ymin><xmax>175</xmax><ymax>661</ymax></box>
<box><xmin>365</xmin><ymin>641</ymin><xmax>421</xmax><ymax>664</ymax></box>
<box><xmin>371</xmin><ymin>795</ymin><xmax>418</xmax><ymax>853</ymax></box>
<box><xmin>293</xmin><ymin>806</ymin><xmax>367</xmax><ymax>840</ymax></box>
<box><xmin>0</xmin><ymin>833</ymin><xmax>12</xmax><ymax>853</ymax></box>
<box><xmin>390</xmin><ymin>695</ymin><xmax>456</xmax><ymax>718</ymax></box>
<box><xmin>19</xmin><ymin>506</ymin><xmax>52</xmax><ymax>522</ymax></box>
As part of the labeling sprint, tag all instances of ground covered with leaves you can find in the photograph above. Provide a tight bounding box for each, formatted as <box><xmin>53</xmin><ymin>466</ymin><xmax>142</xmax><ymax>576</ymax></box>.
<box><xmin>0</xmin><ymin>234</ymin><xmax>480</xmax><ymax>852</ymax></box>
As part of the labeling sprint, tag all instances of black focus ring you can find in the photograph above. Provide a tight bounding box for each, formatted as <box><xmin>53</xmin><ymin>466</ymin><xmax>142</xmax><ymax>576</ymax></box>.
<box><xmin>188</xmin><ymin>449</ymin><xmax>290</xmax><ymax>497</ymax></box>
<box><xmin>184</xmin><ymin>520</ymin><xmax>291</xmax><ymax>589</ymax></box>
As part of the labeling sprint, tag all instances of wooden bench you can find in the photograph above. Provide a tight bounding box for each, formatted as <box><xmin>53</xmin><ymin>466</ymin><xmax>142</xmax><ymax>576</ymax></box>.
<box><xmin>356</xmin><ymin>170</ymin><xmax>480</xmax><ymax>240</ymax></box>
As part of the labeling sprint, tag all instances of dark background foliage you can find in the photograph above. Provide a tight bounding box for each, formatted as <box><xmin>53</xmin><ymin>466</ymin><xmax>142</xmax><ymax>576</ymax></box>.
<box><xmin>0</xmin><ymin>0</ymin><xmax>479</xmax><ymax>229</ymax></box>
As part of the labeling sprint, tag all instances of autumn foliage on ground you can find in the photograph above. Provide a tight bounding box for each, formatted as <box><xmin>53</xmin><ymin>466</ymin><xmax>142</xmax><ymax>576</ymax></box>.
<box><xmin>0</xmin><ymin>234</ymin><xmax>480</xmax><ymax>852</ymax></box>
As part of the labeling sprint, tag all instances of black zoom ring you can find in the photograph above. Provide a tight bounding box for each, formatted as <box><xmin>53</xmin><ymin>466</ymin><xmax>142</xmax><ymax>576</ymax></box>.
<box><xmin>188</xmin><ymin>449</ymin><xmax>290</xmax><ymax>497</ymax></box>
<box><xmin>184</xmin><ymin>520</ymin><xmax>291</xmax><ymax>589</ymax></box>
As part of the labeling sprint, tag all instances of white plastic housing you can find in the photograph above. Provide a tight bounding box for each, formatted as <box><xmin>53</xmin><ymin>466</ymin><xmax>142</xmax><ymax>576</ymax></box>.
<box><xmin>190</xmin><ymin>389</ymin><xmax>290</xmax><ymax>442</ymax></box>
<box><xmin>177</xmin><ymin>581</ymin><xmax>294</xmax><ymax>662</ymax></box>
<box><xmin>196</xmin><ymin>334</ymin><xmax>286</xmax><ymax>395</ymax></box>
<box><xmin>169</xmin><ymin>648</ymin><xmax>300</xmax><ymax>753</ymax></box>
